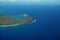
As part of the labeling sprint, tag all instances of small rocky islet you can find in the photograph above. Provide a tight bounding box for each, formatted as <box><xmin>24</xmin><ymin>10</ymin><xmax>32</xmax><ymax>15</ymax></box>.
<box><xmin>0</xmin><ymin>14</ymin><xmax>34</xmax><ymax>27</ymax></box>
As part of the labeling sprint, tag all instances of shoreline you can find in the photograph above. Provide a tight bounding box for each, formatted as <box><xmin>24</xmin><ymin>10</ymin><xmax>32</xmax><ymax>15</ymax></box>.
<box><xmin>0</xmin><ymin>24</ymin><xmax>21</xmax><ymax>27</ymax></box>
<box><xmin>0</xmin><ymin>19</ymin><xmax>36</xmax><ymax>27</ymax></box>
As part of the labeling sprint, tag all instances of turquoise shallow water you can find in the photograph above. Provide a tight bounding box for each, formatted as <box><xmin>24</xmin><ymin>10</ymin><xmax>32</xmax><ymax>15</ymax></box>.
<box><xmin>0</xmin><ymin>4</ymin><xmax>60</xmax><ymax>40</ymax></box>
<box><xmin>11</xmin><ymin>15</ymin><xmax>28</xmax><ymax>18</ymax></box>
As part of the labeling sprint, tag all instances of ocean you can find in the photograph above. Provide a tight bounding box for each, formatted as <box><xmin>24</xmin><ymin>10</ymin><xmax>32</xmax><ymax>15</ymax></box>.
<box><xmin>0</xmin><ymin>4</ymin><xmax>60</xmax><ymax>40</ymax></box>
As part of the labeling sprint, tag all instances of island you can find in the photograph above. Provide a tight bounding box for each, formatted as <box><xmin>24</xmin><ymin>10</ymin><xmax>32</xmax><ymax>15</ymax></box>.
<box><xmin>0</xmin><ymin>14</ymin><xmax>34</xmax><ymax>27</ymax></box>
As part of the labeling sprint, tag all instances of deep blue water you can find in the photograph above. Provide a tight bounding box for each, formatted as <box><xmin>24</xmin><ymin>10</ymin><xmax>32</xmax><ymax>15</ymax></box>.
<box><xmin>0</xmin><ymin>4</ymin><xmax>60</xmax><ymax>40</ymax></box>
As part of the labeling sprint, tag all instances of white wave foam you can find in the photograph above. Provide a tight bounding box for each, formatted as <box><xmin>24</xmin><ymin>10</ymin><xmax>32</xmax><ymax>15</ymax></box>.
<box><xmin>20</xmin><ymin>14</ymin><xmax>28</xmax><ymax>16</ymax></box>
<box><xmin>0</xmin><ymin>24</ymin><xmax>20</xmax><ymax>27</ymax></box>
<box><xmin>31</xmin><ymin>19</ymin><xmax>36</xmax><ymax>23</ymax></box>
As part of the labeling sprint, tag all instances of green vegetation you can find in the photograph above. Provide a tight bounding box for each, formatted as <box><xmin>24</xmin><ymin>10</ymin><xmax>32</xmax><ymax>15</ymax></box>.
<box><xmin>0</xmin><ymin>14</ymin><xmax>34</xmax><ymax>26</ymax></box>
